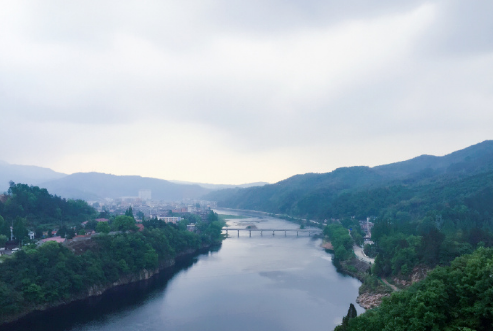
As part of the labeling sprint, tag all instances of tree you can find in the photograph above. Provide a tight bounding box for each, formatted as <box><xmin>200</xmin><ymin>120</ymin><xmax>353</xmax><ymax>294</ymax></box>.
<box><xmin>125</xmin><ymin>207</ymin><xmax>134</xmax><ymax>219</ymax></box>
<box><xmin>335</xmin><ymin>303</ymin><xmax>358</xmax><ymax>331</ymax></box>
<box><xmin>0</xmin><ymin>216</ymin><xmax>10</xmax><ymax>238</ymax></box>
<box><xmin>66</xmin><ymin>228</ymin><xmax>76</xmax><ymax>239</ymax></box>
<box><xmin>136</xmin><ymin>211</ymin><xmax>145</xmax><ymax>221</ymax></box>
<box><xmin>85</xmin><ymin>219</ymin><xmax>98</xmax><ymax>230</ymax></box>
<box><xmin>35</xmin><ymin>226</ymin><xmax>43</xmax><ymax>239</ymax></box>
<box><xmin>96</xmin><ymin>222</ymin><xmax>110</xmax><ymax>234</ymax></box>
<box><xmin>111</xmin><ymin>216</ymin><xmax>138</xmax><ymax>232</ymax></box>
<box><xmin>0</xmin><ymin>235</ymin><xmax>8</xmax><ymax>247</ymax></box>
<box><xmin>58</xmin><ymin>225</ymin><xmax>67</xmax><ymax>238</ymax></box>
<box><xmin>12</xmin><ymin>217</ymin><xmax>28</xmax><ymax>243</ymax></box>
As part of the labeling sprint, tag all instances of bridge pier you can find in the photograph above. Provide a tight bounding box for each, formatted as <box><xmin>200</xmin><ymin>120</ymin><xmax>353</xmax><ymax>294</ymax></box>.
<box><xmin>285</xmin><ymin>231</ymin><xmax>286</xmax><ymax>237</ymax></box>
<box><xmin>272</xmin><ymin>231</ymin><xmax>275</xmax><ymax>236</ymax></box>
<box><xmin>261</xmin><ymin>231</ymin><xmax>263</xmax><ymax>236</ymax></box>
<box><xmin>237</xmin><ymin>230</ymin><xmax>239</xmax><ymax>237</ymax></box>
<box><xmin>297</xmin><ymin>231</ymin><xmax>298</xmax><ymax>237</ymax></box>
<box><xmin>249</xmin><ymin>230</ymin><xmax>251</xmax><ymax>237</ymax></box>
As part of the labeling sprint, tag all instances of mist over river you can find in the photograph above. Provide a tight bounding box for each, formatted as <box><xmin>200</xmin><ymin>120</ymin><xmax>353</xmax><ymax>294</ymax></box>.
<box><xmin>4</xmin><ymin>210</ymin><xmax>363</xmax><ymax>331</ymax></box>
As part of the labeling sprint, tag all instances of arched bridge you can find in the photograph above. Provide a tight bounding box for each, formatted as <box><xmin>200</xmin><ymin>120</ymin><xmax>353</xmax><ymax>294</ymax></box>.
<box><xmin>222</xmin><ymin>228</ymin><xmax>323</xmax><ymax>237</ymax></box>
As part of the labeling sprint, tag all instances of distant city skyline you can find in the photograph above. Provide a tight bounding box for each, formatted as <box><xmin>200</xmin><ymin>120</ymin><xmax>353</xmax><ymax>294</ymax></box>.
<box><xmin>1</xmin><ymin>1</ymin><xmax>492</xmax><ymax>184</ymax></box>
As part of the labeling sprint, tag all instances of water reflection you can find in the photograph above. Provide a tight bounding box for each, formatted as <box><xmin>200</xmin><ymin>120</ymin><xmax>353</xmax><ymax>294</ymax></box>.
<box><xmin>3</xmin><ymin>213</ymin><xmax>362</xmax><ymax>331</ymax></box>
<box><xmin>3</xmin><ymin>248</ymin><xmax>218</xmax><ymax>331</ymax></box>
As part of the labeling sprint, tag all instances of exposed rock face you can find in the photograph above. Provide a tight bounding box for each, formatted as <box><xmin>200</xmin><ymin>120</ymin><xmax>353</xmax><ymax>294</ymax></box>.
<box><xmin>357</xmin><ymin>265</ymin><xmax>431</xmax><ymax>310</ymax></box>
<box><xmin>393</xmin><ymin>265</ymin><xmax>430</xmax><ymax>287</ymax></box>
<box><xmin>86</xmin><ymin>259</ymin><xmax>175</xmax><ymax>298</ymax></box>
<box><xmin>356</xmin><ymin>292</ymin><xmax>390</xmax><ymax>309</ymax></box>
<box><xmin>321</xmin><ymin>241</ymin><xmax>334</xmax><ymax>250</ymax></box>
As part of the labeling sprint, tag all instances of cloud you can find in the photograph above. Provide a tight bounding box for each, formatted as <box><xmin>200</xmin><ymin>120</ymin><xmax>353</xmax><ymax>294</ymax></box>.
<box><xmin>1</xmin><ymin>0</ymin><xmax>492</xmax><ymax>183</ymax></box>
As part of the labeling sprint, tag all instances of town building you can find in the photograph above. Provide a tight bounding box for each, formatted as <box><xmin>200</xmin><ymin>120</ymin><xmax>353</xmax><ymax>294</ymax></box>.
<box><xmin>138</xmin><ymin>189</ymin><xmax>152</xmax><ymax>201</ymax></box>
<box><xmin>157</xmin><ymin>216</ymin><xmax>182</xmax><ymax>224</ymax></box>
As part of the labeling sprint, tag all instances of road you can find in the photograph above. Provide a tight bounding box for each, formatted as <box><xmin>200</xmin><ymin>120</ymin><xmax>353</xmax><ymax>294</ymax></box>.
<box><xmin>353</xmin><ymin>244</ymin><xmax>375</xmax><ymax>264</ymax></box>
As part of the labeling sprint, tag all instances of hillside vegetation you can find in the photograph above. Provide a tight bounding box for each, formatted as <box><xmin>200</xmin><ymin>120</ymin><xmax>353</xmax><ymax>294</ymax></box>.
<box><xmin>0</xmin><ymin>184</ymin><xmax>224</xmax><ymax>324</ymax></box>
<box><xmin>205</xmin><ymin>141</ymin><xmax>493</xmax><ymax>329</ymax></box>
<box><xmin>0</xmin><ymin>182</ymin><xmax>97</xmax><ymax>241</ymax></box>
<box><xmin>206</xmin><ymin>141</ymin><xmax>493</xmax><ymax>221</ymax></box>
<box><xmin>337</xmin><ymin>248</ymin><xmax>493</xmax><ymax>331</ymax></box>
<box><xmin>0</xmin><ymin>221</ymin><xmax>222</xmax><ymax>323</ymax></box>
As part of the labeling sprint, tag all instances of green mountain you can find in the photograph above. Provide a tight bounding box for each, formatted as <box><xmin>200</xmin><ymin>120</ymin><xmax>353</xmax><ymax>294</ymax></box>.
<box><xmin>205</xmin><ymin>140</ymin><xmax>493</xmax><ymax>220</ymax></box>
<box><xmin>0</xmin><ymin>182</ymin><xmax>96</xmax><ymax>229</ymax></box>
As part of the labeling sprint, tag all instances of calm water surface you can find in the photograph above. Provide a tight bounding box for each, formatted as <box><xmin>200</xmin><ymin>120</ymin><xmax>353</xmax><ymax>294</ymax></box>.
<box><xmin>5</xmin><ymin>211</ymin><xmax>363</xmax><ymax>331</ymax></box>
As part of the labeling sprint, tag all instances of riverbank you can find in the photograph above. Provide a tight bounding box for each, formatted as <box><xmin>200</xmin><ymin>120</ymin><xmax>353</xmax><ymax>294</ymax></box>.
<box><xmin>332</xmin><ymin>253</ymin><xmax>431</xmax><ymax>309</ymax></box>
<box><xmin>324</xmin><ymin>243</ymin><xmax>394</xmax><ymax>310</ymax></box>
<box><xmin>1</xmin><ymin>243</ymin><xmax>218</xmax><ymax>326</ymax></box>
<box><xmin>321</xmin><ymin>240</ymin><xmax>334</xmax><ymax>250</ymax></box>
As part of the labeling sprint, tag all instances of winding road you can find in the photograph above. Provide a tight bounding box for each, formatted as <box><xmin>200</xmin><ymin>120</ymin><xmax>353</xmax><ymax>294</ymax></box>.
<box><xmin>353</xmin><ymin>245</ymin><xmax>375</xmax><ymax>264</ymax></box>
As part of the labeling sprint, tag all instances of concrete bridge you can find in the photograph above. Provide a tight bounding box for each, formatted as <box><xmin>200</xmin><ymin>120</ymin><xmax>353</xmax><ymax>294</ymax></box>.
<box><xmin>222</xmin><ymin>228</ymin><xmax>323</xmax><ymax>237</ymax></box>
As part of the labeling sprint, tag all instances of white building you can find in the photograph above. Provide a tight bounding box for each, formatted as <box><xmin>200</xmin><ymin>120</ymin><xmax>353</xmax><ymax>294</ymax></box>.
<box><xmin>138</xmin><ymin>189</ymin><xmax>152</xmax><ymax>201</ymax></box>
<box><xmin>157</xmin><ymin>216</ymin><xmax>182</xmax><ymax>224</ymax></box>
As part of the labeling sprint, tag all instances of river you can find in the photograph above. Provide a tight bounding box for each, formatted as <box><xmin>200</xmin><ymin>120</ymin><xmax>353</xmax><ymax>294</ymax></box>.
<box><xmin>4</xmin><ymin>210</ymin><xmax>363</xmax><ymax>331</ymax></box>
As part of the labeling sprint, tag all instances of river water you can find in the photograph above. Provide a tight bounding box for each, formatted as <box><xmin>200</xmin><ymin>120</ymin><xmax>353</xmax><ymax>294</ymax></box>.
<box><xmin>4</xmin><ymin>211</ymin><xmax>363</xmax><ymax>331</ymax></box>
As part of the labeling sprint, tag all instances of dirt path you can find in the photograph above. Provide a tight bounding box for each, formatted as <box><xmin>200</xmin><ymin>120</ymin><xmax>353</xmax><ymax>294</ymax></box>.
<box><xmin>381</xmin><ymin>278</ymin><xmax>399</xmax><ymax>292</ymax></box>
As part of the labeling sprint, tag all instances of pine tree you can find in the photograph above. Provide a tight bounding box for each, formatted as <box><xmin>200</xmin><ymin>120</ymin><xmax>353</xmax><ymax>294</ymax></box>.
<box><xmin>334</xmin><ymin>303</ymin><xmax>358</xmax><ymax>331</ymax></box>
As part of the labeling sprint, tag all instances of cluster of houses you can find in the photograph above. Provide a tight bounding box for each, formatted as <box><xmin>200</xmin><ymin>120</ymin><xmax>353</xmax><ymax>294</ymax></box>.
<box><xmin>8</xmin><ymin>211</ymin><xmax>202</xmax><ymax>251</ymax></box>
<box><xmin>1</xmin><ymin>190</ymin><xmax>217</xmax><ymax>254</ymax></box>
<box><xmin>87</xmin><ymin>195</ymin><xmax>216</xmax><ymax>223</ymax></box>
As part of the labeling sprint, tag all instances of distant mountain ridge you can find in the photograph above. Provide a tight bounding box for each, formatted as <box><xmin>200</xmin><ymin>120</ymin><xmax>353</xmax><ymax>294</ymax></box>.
<box><xmin>169</xmin><ymin>180</ymin><xmax>268</xmax><ymax>190</ymax></box>
<box><xmin>204</xmin><ymin>140</ymin><xmax>493</xmax><ymax>219</ymax></box>
<box><xmin>374</xmin><ymin>140</ymin><xmax>493</xmax><ymax>177</ymax></box>
<box><xmin>0</xmin><ymin>163</ymin><xmax>265</xmax><ymax>201</ymax></box>
<box><xmin>0</xmin><ymin>161</ymin><xmax>67</xmax><ymax>192</ymax></box>
<box><xmin>40</xmin><ymin>172</ymin><xmax>211</xmax><ymax>201</ymax></box>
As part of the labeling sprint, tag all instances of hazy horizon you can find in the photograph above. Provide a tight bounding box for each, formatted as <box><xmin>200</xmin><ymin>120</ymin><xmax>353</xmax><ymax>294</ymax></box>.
<box><xmin>2</xmin><ymin>139</ymin><xmax>490</xmax><ymax>186</ymax></box>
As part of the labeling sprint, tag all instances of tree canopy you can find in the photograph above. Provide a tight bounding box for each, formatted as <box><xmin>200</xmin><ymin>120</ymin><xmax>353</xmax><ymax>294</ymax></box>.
<box><xmin>339</xmin><ymin>248</ymin><xmax>493</xmax><ymax>331</ymax></box>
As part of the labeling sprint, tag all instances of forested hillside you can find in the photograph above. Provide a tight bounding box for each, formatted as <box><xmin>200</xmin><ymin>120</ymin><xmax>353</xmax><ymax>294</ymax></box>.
<box><xmin>0</xmin><ymin>182</ymin><xmax>97</xmax><ymax>242</ymax></box>
<box><xmin>0</xmin><ymin>217</ymin><xmax>224</xmax><ymax>323</ymax></box>
<box><xmin>336</xmin><ymin>248</ymin><xmax>493</xmax><ymax>331</ymax></box>
<box><xmin>0</xmin><ymin>182</ymin><xmax>225</xmax><ymax>323</ymax></box>
<box><xmin>206</xmin><ymin>140</ymin><xmax>493</xmax><ymax>221</ymax></box>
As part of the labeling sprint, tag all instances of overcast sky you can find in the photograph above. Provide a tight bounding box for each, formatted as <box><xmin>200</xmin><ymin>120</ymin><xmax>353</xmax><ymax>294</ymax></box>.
<box><xmin>1</xmin><ymin>1</ymin><xmax>492</xmax><ymax>184</ymax></box>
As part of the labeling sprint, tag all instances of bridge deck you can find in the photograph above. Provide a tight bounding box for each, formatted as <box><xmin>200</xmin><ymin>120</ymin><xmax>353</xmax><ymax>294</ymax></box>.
<box><xmin>223</xmin><ymin>228</ymin><xmax>321</xmax><ymax>232</ymax></box>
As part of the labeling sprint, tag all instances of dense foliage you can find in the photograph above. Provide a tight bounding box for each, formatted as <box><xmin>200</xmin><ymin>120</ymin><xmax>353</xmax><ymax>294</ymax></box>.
<box><xmin>323</xmin><ymin>224</ymin><xmax>354</xmax><ymax>261</ymax></box>
<box><xmin>208</xmin><ymin>142</ymin><xmax>493</xmax><ymax>276</ymax></box>
<box><xmin>206</xmin><ymin>141</ymin><xmax>493</xmax><ymax>222</ymax></box>
<box><xmin>334</xmin><ymin>303</ymin><xmax>358</xmax><ymax>331</ymax></box>
<box><xmin>0</xmin><ymin>182</ymin><xmax>96</xmax><ymax>231</ymax></box>
<box><xmin>340</xmin><ymin>248</ymin><xmax>493</xmax><ymax>331</ymax></box>
<box><xmin>0</xmin><ymin>216</ymin><xmax>223</xmax><ymax>322</ymax></box>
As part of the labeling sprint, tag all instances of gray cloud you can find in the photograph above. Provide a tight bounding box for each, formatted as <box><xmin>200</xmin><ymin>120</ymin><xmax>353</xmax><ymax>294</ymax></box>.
<box><xmin>1</xmin><ymin>0</ymin><xmax>492</xmax><ymax>183</ymax></box>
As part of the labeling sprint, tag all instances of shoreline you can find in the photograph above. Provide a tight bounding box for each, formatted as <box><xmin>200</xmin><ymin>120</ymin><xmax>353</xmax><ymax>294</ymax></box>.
<box><xmin>321</xmin><ymin>240</ymin><xmax>334</xmax><ymax>250</ymax></box>
<box><xmin>220</xmin><ymin>208</ymin><xmax>385</xmax><ymax>310</ymax></box>
<box><xmin>326</xmin><ymin>246</ymin><xmax>392</xmax><ymax>310</ymax></box>
<box><xmin>1</xmin><ymin>244</ymin><xmax>219</xmax><ymax>326</ymax></box>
